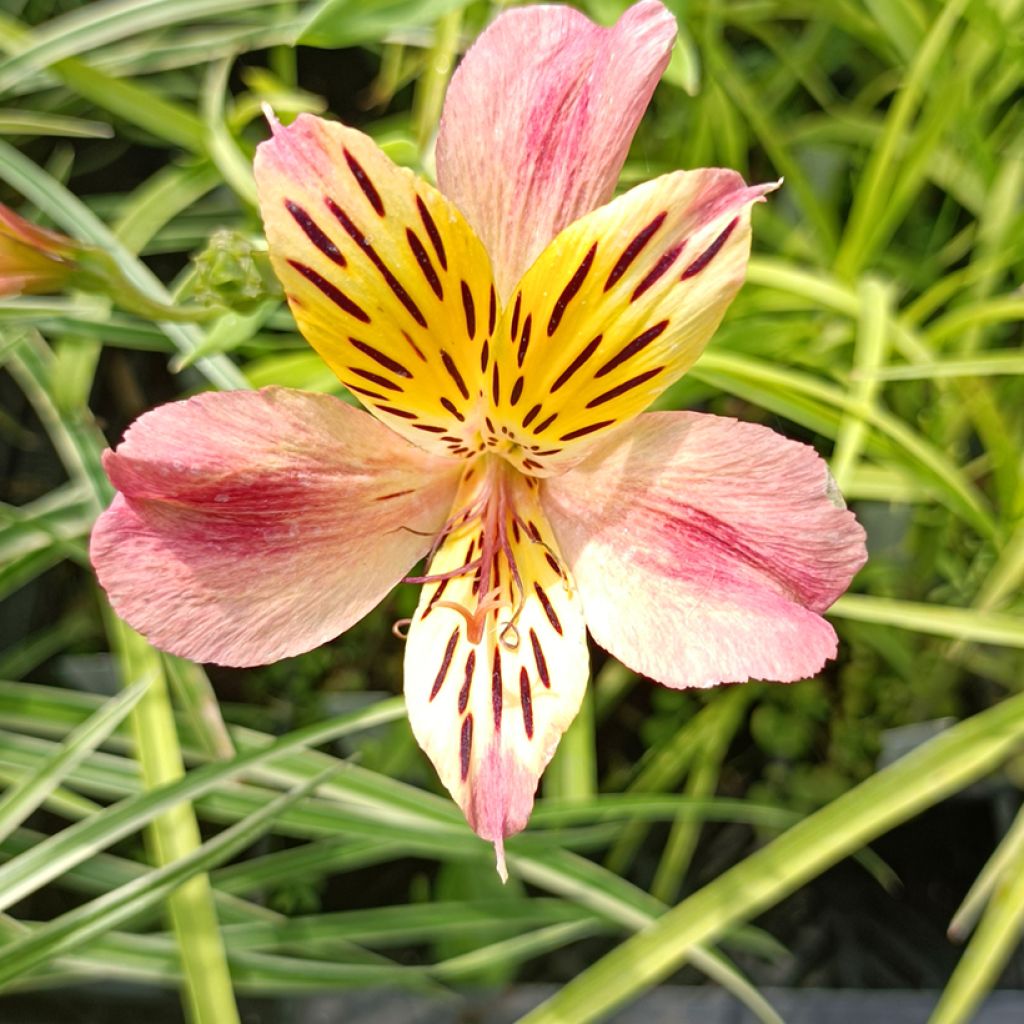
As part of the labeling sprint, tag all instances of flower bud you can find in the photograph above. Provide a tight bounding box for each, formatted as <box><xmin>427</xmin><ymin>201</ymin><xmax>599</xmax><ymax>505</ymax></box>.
<box><xmin>0</xmin><ymin>202</ymin><xmax>83</xmax><ymax>297</ymax></box>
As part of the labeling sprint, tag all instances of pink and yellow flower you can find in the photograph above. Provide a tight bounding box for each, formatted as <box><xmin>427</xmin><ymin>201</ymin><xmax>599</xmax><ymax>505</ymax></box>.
<box><xmin>91</xmin><ymin>1</ymin><xmax>866</xmax><ymax>876</ymax></box>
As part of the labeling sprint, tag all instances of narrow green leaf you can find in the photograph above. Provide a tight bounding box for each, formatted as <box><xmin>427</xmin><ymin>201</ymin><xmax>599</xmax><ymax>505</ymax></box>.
<box><xmin>0</xmin><ymin>768</ymin><xmax>336</xmax><ymax>988</ymax></box>
<box><xmin>930</xmin><ymin>829</ymin><xmax>1024</xmax><ymax>1024</ymax></box>
<box><xmin>834</xmin><ymin>0</ymin><xmax>968</xmax><ymax>276</ymax></box>
<box><xmin>0</xmin><ymin>699</ymin><xmax>406</xmax><ymax>915</ymax></box>
<box><xmin>0</xmin><ymin>111</ymin><xmax>113</xmax><ymax>138</ymax></box>
<box><xmin>518</xmin><ymin>691</ymin><xmax>1024</xmax><ymax>1023</ymax></box>
<box><xmin>0</xmin><ymin>0</ymin><xmax>287</xmax><ymax>95</ymax></box>
<box><xmin>299</xmin><ymin>0</ymin><xmax>471</xmax><ymax>48</ymax></box>
<box><xmin>830</xmin><ymin>594</ymin><xmax>1024</xmax><ymax>648</ymax></box>
<box><xmin>830</xmin><ymin>277</ymin><xmax>893</xmax><ymax>489</ymax></box>
<box><xmin>0</xmin><ymin>678</ymin><xmax>151</xmax><ymax>846</ymax></box>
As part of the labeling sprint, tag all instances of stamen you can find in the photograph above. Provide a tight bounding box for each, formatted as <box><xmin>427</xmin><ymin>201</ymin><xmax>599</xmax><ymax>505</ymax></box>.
<box><xmin>403</xmin><ymin>558</ymin><xmax>481</xmax><ymax>585</ymax></box>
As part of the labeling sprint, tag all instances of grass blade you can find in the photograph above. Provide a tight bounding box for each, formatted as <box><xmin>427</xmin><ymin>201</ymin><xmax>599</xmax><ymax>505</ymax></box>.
<box><xmin>518</xmin><ymin>689</ymin><xmax>1024</xmax><ymax>1023</ymax></box>
<box><xmin>0</xmin><ymin>768</ymin><xmax>337</xmax><ymax>989</ymax></box>
<box><xmin>0</xmin><ymin>678</ymin><xmax>150</xmax><ymax>846</ymax></box>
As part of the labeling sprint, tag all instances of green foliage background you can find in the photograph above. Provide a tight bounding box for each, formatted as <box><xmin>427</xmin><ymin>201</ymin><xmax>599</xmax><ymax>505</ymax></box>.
<box><xmin>0</xmin><ymin>1</ymin><xmax>1022</xmax><ymax>1022</ymax></box>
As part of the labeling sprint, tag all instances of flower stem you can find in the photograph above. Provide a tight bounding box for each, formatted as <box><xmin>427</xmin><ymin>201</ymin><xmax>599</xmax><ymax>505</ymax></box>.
<box><xmin>107</xmin><ymin>613</ymin><xmax>240</xmax><ymax>1024</ymax></box>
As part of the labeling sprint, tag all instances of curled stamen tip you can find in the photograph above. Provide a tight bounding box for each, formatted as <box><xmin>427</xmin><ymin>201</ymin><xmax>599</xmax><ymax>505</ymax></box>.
<box><xmin>499</xmin><ymin>622</ymin><xmax>520</xmax><ymax>650</ymax></box>
<box><xmin>392</xmin><ymin>618</ymin><xmax>412</xmax><ymax>640</ymax></box>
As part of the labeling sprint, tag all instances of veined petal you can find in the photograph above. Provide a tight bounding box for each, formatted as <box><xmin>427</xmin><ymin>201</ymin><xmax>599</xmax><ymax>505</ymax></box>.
<box><xmin>542</xmin><ymin>412</ymin><xmax>867</xmax><ymax>688</ymax></box>
<box><xmin>485</xmin><ymin>170</ymin><xmax>777</xmax><ymax>476</ymax></box>
<box><xmin>91</xmin><ymin>388</ymin><xmax>461</xmax><ymax>667</ymax></box>
<box><xmin>436</xmin><ymin>0</ymin><xmax>677</xmax><ymax>300</ymax></box>
<box><xmin>404</xmin><ymin>462</ymin><xmax>588</xmax><ymax>877</ymax></box>
<box><xmin>255</xmin><ymin>114</ymin><xmax>497</xmax><ymax>459</ymax></box>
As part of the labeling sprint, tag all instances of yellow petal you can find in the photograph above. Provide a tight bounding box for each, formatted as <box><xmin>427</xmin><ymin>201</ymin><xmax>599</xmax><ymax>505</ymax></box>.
<box><xmin>482</xmin><ymin>170</ymin><xmax>777</xmax><ymax>475</ymax></box>
<box><xmin>404</xmin><ymin>459</ymin><xmax>588</xmax><ymax>876</ymax></box>
<box><xmin>255</xmin><ymin>114</ymin><xmax>497</xmax><ymax>458</ymax></box>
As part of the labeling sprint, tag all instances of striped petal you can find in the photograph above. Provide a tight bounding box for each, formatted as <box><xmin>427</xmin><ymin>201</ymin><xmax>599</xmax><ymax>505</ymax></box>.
<box><xmin>436</xmin><ymin>0</ymin><xmax>677</xmax><ymax>300</ymax></box>
<box><xmin>91</xmin><ymin>388</ymin><xmax>461</xmax><ymax>667</ymax></box>
<box><xmin>482</xmin><ymin>170</ymin><xmax>777</xmax><ymax>476</ymax></box>
<box><xmin>404</xmin><ymin>461</ymin><xmax>588</xmax><ymax>877</ymax></box>
<box><xmin>542</xmin><ymin>412</ymin><xmax>867</xmax><ymax>688</ymax></box>
<box><xmin>255</xmin><ymin>114</ymin><xmax>497</xmax><ymax>459</ymax></box>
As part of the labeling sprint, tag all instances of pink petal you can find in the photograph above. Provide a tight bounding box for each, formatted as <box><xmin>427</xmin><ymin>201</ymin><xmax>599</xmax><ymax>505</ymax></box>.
<box><xmin>436</xmin><ymin>0</ymin><xmax>677</xmax><ymax>300</ymax></box>
<box><xmin>542</xmin><ymin>412</ymin><xmax>867</xmax><ymax>688</ymax></box>
<box><xmin>91</xmin><ymin>388</ymin><xmax>461</xmax><ymax>666</ymax></box>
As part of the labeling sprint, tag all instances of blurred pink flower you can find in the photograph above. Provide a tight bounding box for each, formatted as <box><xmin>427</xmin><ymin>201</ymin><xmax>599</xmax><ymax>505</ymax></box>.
<box><xmin>0</xmin><ymin>202</ymin><xmax>80</xmax><ymax>297</ymax></box>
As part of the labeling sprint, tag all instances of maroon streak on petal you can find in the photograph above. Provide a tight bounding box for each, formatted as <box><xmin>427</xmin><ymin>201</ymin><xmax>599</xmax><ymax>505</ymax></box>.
<box><xmin>519</xmin><ymin>668</ymin><xmax>534</xmax><ymax>738</ymax></box>
<box><xmin>552</xmin><ymin>335</ymin><xmax>603</xmax><ymax>392</ymax></box>
<box><xmin>630</xmin><ymin>242</ymin><xmax>684</xmax><ymax>301</ymax></box>
<box><xmin>406</xmin><ymin>228</ymin><xmax>443</xmax><ymax>298</ymax></box>
<box><xmin>585</xmin><ymin>366</ymin><xmax>664</xmax><ymax>408</ymax></box>
<box><xmin>430</xmin><ymin>628</ymin><xmax>461</xmax><ymax>700</ymax></box>
<box><xmin>284</xmin><ymin>200</ymin><xmax>345</xmax><ymax>266</ymax></box>
<box><xmin>681</xmin><ymin>217</ymin><xmax>739</xmax><ymax>279</ymax></box>
<box><xmin>547</xmin><ymin>242</ymin><xmax>596</xmax><ymax>336</ymax></box>
<box><xmin>325</xmin><ymin>198</ymin><xmax>427</xmax><ymax>328</ymax></box>
<box><xmin>416</xmin><ymin>195</ymin><xmax>448</xmax><ymax>270</ymax></box>
<box><xmin>460</xmin><ymin>715</ymin><xmax>474</xmax><ymax>780</ymax></box>
<box><xmin>594</xmin><ymin>321</ymin><xmax>668</xmax><ymax>378</ymax></box>
<box><xmin>344</xmin><ymin>147</ymin><xmax>385</xmax><ymax>216</ymax></box>
<box><xmin>286</xmin><ymin>260</ymin><xmax>370</xmax><ymax>322</ymax></box>
<box><xmin>349</xmin><ymin>337</ymin><xmax>413</xmax><ymax>378</ymax></box>
<box><xmin>604</xmin><ymin>211</ymin><xmax>666</xmax><ymax>290</ymax></box>
<box><xmin>461</xmin><ymin>280</ymin><xmax>477</xmax><ymax>339</ymax></box>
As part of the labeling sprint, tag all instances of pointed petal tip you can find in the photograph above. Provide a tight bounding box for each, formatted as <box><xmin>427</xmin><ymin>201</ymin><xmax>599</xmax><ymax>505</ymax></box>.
<box><xmin>261</xmin><ymin>102</ymin><xmax>282</xmax><ymax>135</ymax></box>
<box><xmin>494</xmin><ymin>836</ymin><xmax>509</xmax><ymax>884</ymax></box>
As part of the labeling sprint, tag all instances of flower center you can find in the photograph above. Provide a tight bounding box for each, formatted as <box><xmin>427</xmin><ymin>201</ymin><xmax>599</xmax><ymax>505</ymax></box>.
<box><xmin>405</xmin><ymin>456</ymin><xmax>568</xmax><ymax>647</ymax></box>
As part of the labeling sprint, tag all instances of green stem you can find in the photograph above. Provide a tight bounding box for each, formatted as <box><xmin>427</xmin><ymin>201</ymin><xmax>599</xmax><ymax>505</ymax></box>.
<box><xmin>413</xmin><ymin>10</ymin><xmax>463</xmax><ymax>156</ymax></box>
<box><xmin>106</xmin><ymin>613</ymin><xmax>240</xmax><ymax>1024</ymax></box>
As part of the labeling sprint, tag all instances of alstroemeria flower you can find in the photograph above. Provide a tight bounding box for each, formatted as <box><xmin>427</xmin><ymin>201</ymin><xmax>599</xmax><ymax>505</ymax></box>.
<box><xmin>91</xmin><ymin>1</ymin><xmax>866</xmax><ymax>876</ymax></box>
<box><xmin>0</xmin><ymin>202</ymin><xmax>81</xmax><ymax>296</ymax></box>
